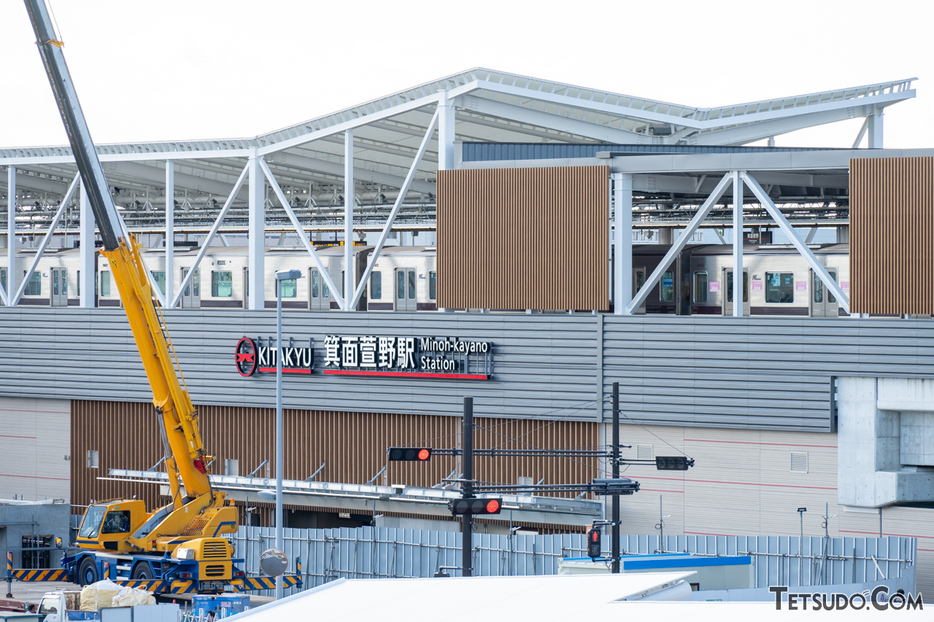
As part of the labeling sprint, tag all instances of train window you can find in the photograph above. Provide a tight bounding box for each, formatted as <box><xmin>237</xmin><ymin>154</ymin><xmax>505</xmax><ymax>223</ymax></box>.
<box><xmin>151</xmin><ymin>271</ymin><xmax>166</xmax><ymax>296</ymax></box>
<box><xmin>765</xmin><ymin>272</ymin><xmax>794</xmax><ymax>303</ymax></box>
<box><xmin>726</xmin><ymin>272</ymin><xmax>748</xmax><ymax>303</ymax></box>
<box><xmin>279</xmin><ymin>278</ymin><xmax>297</xmax><ymax>298</ymax></box>
<box><xmin>0</xmin><ymin>268</ymin><xmax>6</xmax><ymax>288</ymax></box>
<box><xmin>212</xmin><ymin>271</ymin><xmax>233</xmax><ymax>298</ymax></box>
<box><xmin>77</xmin><ymin>270</ymin><xmax>80</xmax><ymax>296</ymax></box>
<box><xmin>407</xmin><ymin>271</ymin><xmax>416</xmax><ymax>300</ymax></box>
<box><xmin>370</xmin><ymin>272</ymin><xmax>382</xmax><ymax>300</ymax></box>
<box><xmin>660</xmin><ymin>270</ymin><xmax>674</xmax><ymax>303</ymax></box>
<box><xmin>101</xmin><ymin>271</ymin><xmax>111</xmax><ymax>297</ymax></box>
<box><xmin>429</xmin><ymin>271</ymin><xmax>437</xmax><ymax>301</ymax></box>
<box><xmin>24</xmin><ymin>272</ymin><xmax>41</xmax><ymax>296</ymax></box>
<box><xmin>397</xmin><ymin>271</ymin><xmax>405</xmax><ymax>300</ymax></box>
<box><xmin>311</xmin><ymin>271</ymin><xmax>319</xmax><ymax>298</ymax></box>
<box><xmin>693</xmin><ymin>272</ymin><xmax>708</xmax><ymax>303</ymax></box>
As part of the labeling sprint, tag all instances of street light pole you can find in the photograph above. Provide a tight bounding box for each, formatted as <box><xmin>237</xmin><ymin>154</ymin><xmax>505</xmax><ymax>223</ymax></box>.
<box><xmin>274</xmin><ymin>269</ymin><xmax>301</xmax><ymax>599</ymax></box>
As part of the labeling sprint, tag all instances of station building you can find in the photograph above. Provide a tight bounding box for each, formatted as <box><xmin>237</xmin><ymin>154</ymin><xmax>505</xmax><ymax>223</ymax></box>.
<box><xmin>2</xmin><ymin>69</ymin><xmax>934</xmax><ymax>591</ymax></box>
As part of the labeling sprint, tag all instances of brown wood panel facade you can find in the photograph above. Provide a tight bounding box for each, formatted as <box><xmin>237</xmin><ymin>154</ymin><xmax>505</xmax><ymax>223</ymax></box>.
<box><xmin>850</xmin><ymin>157</ymin><xmax>934</xmax><ymax>314</ymax></box>
<box><xmin>71</xmin><ymin>400</ymin><xmax>599</xmax><ymax>522</ymax></box>
<box><xmin>437</xmin><ymin>166</ymin><xmax>610</xmax><ymax>311</ymax></box>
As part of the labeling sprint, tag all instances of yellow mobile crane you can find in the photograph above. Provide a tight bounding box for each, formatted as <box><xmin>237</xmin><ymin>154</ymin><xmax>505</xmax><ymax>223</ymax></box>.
<box><xmin>14</xmin><ymin>1</ymin><xmax>292</xmax><ymax>595</ymax></box>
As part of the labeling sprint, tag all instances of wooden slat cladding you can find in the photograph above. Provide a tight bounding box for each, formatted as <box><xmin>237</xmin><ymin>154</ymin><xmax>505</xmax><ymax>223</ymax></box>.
<box><xmin>850</xmin><ymin>157</ymin><xmax>934</xmax><ymax>314</ymax></box>
<box><xmin>71</xmin><ymin>401</ymin><xmax>599</xmax><ymax>514</ymax></box>
<box><xmin>437</xmin><ymin>166</ymin><xmax>609</xmax><ymax>311</ymax></box>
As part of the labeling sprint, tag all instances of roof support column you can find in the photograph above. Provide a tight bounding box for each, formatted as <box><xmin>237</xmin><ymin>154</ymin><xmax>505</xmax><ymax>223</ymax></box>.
<box><xmin>732</xmin><ymin>170</ymin><xmax>744</xmax><ymax>317</ymax></box>
<box><xmin>868</xmin><ymin>107</ymin><xmax>884</xmax><ymax>148</ymax></box>
<box><xmin>438</xmin><ymin>92</ymin><xmax>455</xmax><ymax>170</ymax></box>
<box><xmin>248</xmin><ymin>154</ymin><xmax>266</xmax><ymax>310</ymax></box>
<box><xmin>4</xmin><ymin>166</ymin><xmax>15</xmax><ymax>306</ymax></box>
<box><xmin>344</xmin><ymin>130</ymin><xmax>354</xmax><ymax>310</ymax></box>
<box><xmin>612</xmin><ymin>173</ymin><xmax>632</xmax><ymax>315</ymax></box>
<box><xmin>78</xmin><ymin>180</ymin><xmax>95</xmax><ymax>308</ymax></box>
<box><xmin>165</xmin><ymin>160</ymin><xmax>175</xmax><ymax>305</ymax></box>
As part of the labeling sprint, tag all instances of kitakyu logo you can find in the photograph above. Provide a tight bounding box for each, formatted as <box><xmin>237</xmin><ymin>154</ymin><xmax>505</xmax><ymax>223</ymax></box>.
<box><xmin>236</xmin><ymin>337</ymin><xmax>258</xmax><ymax>377</ymax></box>
<box><xmin>235</xmin><ymin>336</ymin><xmax>314</xmax><ymax>377</ymax></box>
<box><xmin>770</xmin><ymin>585</ymin><xmax>923</xmax><ymax>611</ymax></box>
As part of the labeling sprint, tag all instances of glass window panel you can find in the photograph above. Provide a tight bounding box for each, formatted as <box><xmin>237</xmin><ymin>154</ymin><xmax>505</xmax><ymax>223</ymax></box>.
<box><xmin>429</xmin><ymin>271</ymin><xmax>436</xmax><ymax>300</ymax></box>
<box><xmin>693</xmin><ymin>272</ymin><xmax>708</xmax><ymax>303</ymax></box>
<box><xmin>25</xmin><ymin>272</ymin><xmax>41</xmax><ymax>296</ymax></box>
<box><xmin>660</xmin><ymin>270</ymin><xmax>674</xmax><ymax>303</ymax></box>
<box><xmin>814</xmin><ymin>278</ymin><xmax>823</xmax><ymax>303</ymax></box>
<box><xmin>61</xmin><ymin>270</ymin><xmax>67</xmax><ymax>296</ymax></box>
<box><xmin>311</xmin><ymin>271</ymin><xmax>319</xmax><ymax>298</ymax></box>
<box><xmin>211</xmin><ymin>271</ymin><xmax>233</xmax><ymax>298</ymax></box>
<box><xmin>370</xmin><ymin>272</ymin><xmax>381</xmax><ymax>300</ymax></box>
<box><xmin>726</xmin><ymin>272</ymin><xmax>749</xmax><ymax>303</ymax></box>
<box><xmin>280</xmin><ymin>278</ymin><xmax>297</xmax><ymax>298</ymax></box>
<box><xmin>77</xmin><ymin>270</ymin><xmax>80</xmax><ymax>296</ymax></box>
<box><xmin>151</xmin><ymin>271</ymin><xmax>166</xmax><ymax>296</ymax></box>
<box><xmin>193</xmin><ymin>270</ymin><xmax>200</xmax><ymax>297</ymax></box>
<box><xmin>407</xmin><ymin>270</ymin><xmax>416</xmax><ymax>299</ymax></box>
<box><xmin>101</xmin><ymin>271</ymin><xmax>110</xmax><ymax>297</ymax></box>
<box><xmin>53</xmin><ymin>271</ymin><xmax>59</xmax><ymax>296</ymax></box>
<box><xmin>828</xmin><ymin>271</ymin><xmax>836</xmax><ymax>304</ymax></box>
<box><xmin>766</xmin><ymin>272</ymin><xmax>794</xmax><ymax>303</ymax></box>
<box><xmin>397</xmin><ymin>271</ymin><xmax>405</xmax><ymax>300</ymax></box>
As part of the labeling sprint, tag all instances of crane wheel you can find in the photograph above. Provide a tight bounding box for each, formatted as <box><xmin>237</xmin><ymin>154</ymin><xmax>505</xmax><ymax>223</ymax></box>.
<box><xmin>78</xmin><ymin>557</ymin><xmax>99</xmax><ymax>586</ymax></box>
<box><xmin>131</xmin><ymin>564</ymin><xmax>153</xmax><ymax>580</ymax></box>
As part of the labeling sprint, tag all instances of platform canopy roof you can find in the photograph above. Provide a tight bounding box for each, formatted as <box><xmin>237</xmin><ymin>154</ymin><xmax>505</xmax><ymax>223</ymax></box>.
<box><xmin>0</xmin><ymin>68</ymin><xmax>918</xmax><ymax>230</ymax></box>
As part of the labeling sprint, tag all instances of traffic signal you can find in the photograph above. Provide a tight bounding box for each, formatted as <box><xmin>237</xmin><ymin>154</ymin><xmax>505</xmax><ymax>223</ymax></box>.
<box><xmin>388</xmin><ymin>447</ymin><xmax>432</xmax><ymax>461</ymax></box>
<box><xmin>591</xmin><ymin>477</ymin><xmax>640</xmax><ymax>495</ymax></box>
<box><xmin>587</xmin><ymin>527</ymin><xmax>601</xmax><ymax>559</ymax></box>
<box><xmin>655</xmin><ymin>456</ymin><xmax>694</xmax><ymax>471</ymax></box>
<box><xmin>448</xmin><ymin>497</ymin><xmax>502</xmax><ymax>516</ymax></box>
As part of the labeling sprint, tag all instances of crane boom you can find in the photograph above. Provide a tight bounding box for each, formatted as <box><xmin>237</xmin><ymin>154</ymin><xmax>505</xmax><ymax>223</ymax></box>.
<box><xmin>24</xmin><ymin>0</ymin><xmax>211</xmax><ymax>502</ymax></box>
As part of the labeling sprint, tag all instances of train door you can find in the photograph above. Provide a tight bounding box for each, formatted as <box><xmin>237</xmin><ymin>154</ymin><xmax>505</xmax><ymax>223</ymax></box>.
<box><xmin>395</xmin><ymin>268</ymin><xmax>416</xmax><ymax>312</ymax></box>
<box><xmin>180</xmin><ymin>267</ymin><xmax>200</xmax><ymax>308</ymax></box>
<box><xmin>308</xmin><ymin>268</ymin><xmax>329</xmax><ymax>311</ymax></box>
<box><xmin>50</xmin><ymin>268</ymin><xmax>67</xmax><ymax>307</ymax></box>
<box><xmin>632</xmin><ymin>268</ymin><xmax>646</xmax><ymax>314</ymax></box>
<box><xmin>810</xmin><ymin>269</ymin><xmax>839</xmax><ymax>317</ymax></box>
<box><xmin>721</xmin><ymin>268</ymin><xmax>749</xmax><ymax>316</ymax></box>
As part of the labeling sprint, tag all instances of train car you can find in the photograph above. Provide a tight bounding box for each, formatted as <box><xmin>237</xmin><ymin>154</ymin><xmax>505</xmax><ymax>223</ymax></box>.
<box><xmin>686</xmin><ymin>244</ymin><xmax>849</xmax><ymax>317</ymax></box>
<box><xmin>0</xmin><ymin>247</ymin><xmax>84</xmax><ymax>307</ymax></box>
<box><xmin>365</xmin><ymin>246</ymin><xmax>437</xmax><ymax>312</ymax></box>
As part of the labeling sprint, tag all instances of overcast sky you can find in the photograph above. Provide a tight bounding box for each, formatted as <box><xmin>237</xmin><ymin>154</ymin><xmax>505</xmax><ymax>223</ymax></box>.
<box><xmin>0</xmin><ymin>0</ymin><xmax>930</xmax><ymax>150</ymax></box>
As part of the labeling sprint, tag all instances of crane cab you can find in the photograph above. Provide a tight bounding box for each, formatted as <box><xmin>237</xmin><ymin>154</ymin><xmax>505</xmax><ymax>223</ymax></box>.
<box><xmin>75</xmin><ymin>500</ymin><xmax>147</xmax><ymax>552</ymax></box>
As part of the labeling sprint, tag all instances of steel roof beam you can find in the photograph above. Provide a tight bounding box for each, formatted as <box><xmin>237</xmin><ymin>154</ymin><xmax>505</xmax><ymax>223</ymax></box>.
<box><xmin>459</xmin><ymin>96</ymin><xmax>650</xmax><ymax>144</ymax></box>
<box><xmin>265</xmin><ymin>151</ymin><xmax>435</xmax><ymax>195</ymax></box>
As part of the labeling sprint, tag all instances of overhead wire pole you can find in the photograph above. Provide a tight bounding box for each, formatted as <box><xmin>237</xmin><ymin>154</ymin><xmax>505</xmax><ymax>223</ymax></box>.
<box><xmin>462</xmin><ymin>397</ymin><xmax>474</xmax><ymax>577</ymax></box>
<box><xmin>612</xmin><ymin>381</ymin><xmax>621</xmax><ymax>573</ymax></box>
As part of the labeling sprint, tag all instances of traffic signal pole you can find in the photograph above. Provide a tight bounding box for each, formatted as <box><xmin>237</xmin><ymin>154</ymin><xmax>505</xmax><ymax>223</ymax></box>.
<box><xmin>612</xmin><ymin>381</ymin><xmax>621</xmax><ymax>573</ymax></box>
<box><xmin>462</xmin><ymin>396</ymin><xmax>474</xmax><ymax>577</ymax></box>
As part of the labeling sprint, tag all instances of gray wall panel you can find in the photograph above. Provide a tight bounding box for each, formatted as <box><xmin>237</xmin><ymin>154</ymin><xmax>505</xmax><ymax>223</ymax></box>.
<box><xmin>3</xmin><ymin>309</ymin><xmax>934</xmax><ymax>432</ymax></box>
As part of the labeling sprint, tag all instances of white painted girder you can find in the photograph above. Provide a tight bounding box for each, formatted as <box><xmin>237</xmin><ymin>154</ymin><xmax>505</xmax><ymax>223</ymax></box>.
<box><xmin>260</xmin><ymin>158</ymin><xmax>344</xmax><ymax>310</ymax></box>
<box><xmin>625</xmin><ymin>173</ymin><xmax>733</xmax><ymax>315</ymax></box>
<box><xmin>742</xmin><ymin>172</ymin><xmax>850</xmax><ymax>313</ymax></box>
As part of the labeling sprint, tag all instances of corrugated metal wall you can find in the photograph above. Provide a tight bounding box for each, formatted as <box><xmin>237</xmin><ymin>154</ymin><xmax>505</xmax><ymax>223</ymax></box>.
<box><xmin>70</xmin><ymin>401</ymin><xmax>598</xmax><ymax>511</ymax></box>
<box><xmin>850</xmin><ymin>157</ymin><xmax>934</xmax><ymax>314</ymax></box>
<box><xmin>5</xmin><ymin>309</ymin><xmax>934</xmax><ymax>433</ymax></box>
<box><xmin>227</xmin><ymin>526</ymin><xmax>915</xmax><ymax>594</ymax></box>
<box><xmin>436</xmin><ymin>166</ymin><xmax>609</xmax><ymax>310</ymax></box>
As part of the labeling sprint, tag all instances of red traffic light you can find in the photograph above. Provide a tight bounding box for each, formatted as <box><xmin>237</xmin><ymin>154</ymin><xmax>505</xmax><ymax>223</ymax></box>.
<box><xmin>449</xmin><ymin>497</ymin><xmax>503</xmax><ymax>516</ymax></box>
<box><xmin>587</xmin><ymin>527</ymin><xmax>601</xmax><ymax>559</ymax></box>
<box><xmin>388</xmin><ymin>447</ymin><xmax>432</xmax><ymax>461</ymax></box>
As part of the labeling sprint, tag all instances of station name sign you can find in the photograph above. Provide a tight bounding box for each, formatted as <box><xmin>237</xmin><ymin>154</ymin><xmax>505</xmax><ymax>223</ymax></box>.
<box><xmin>236</xmin><ymin>336</ymin><xmax>314</xmax><ymax>377</ymax></box>
<box><xmin>323</xmin><ymin>336</ymin><xmax>492</xmax><ymax>380</ymax></box>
